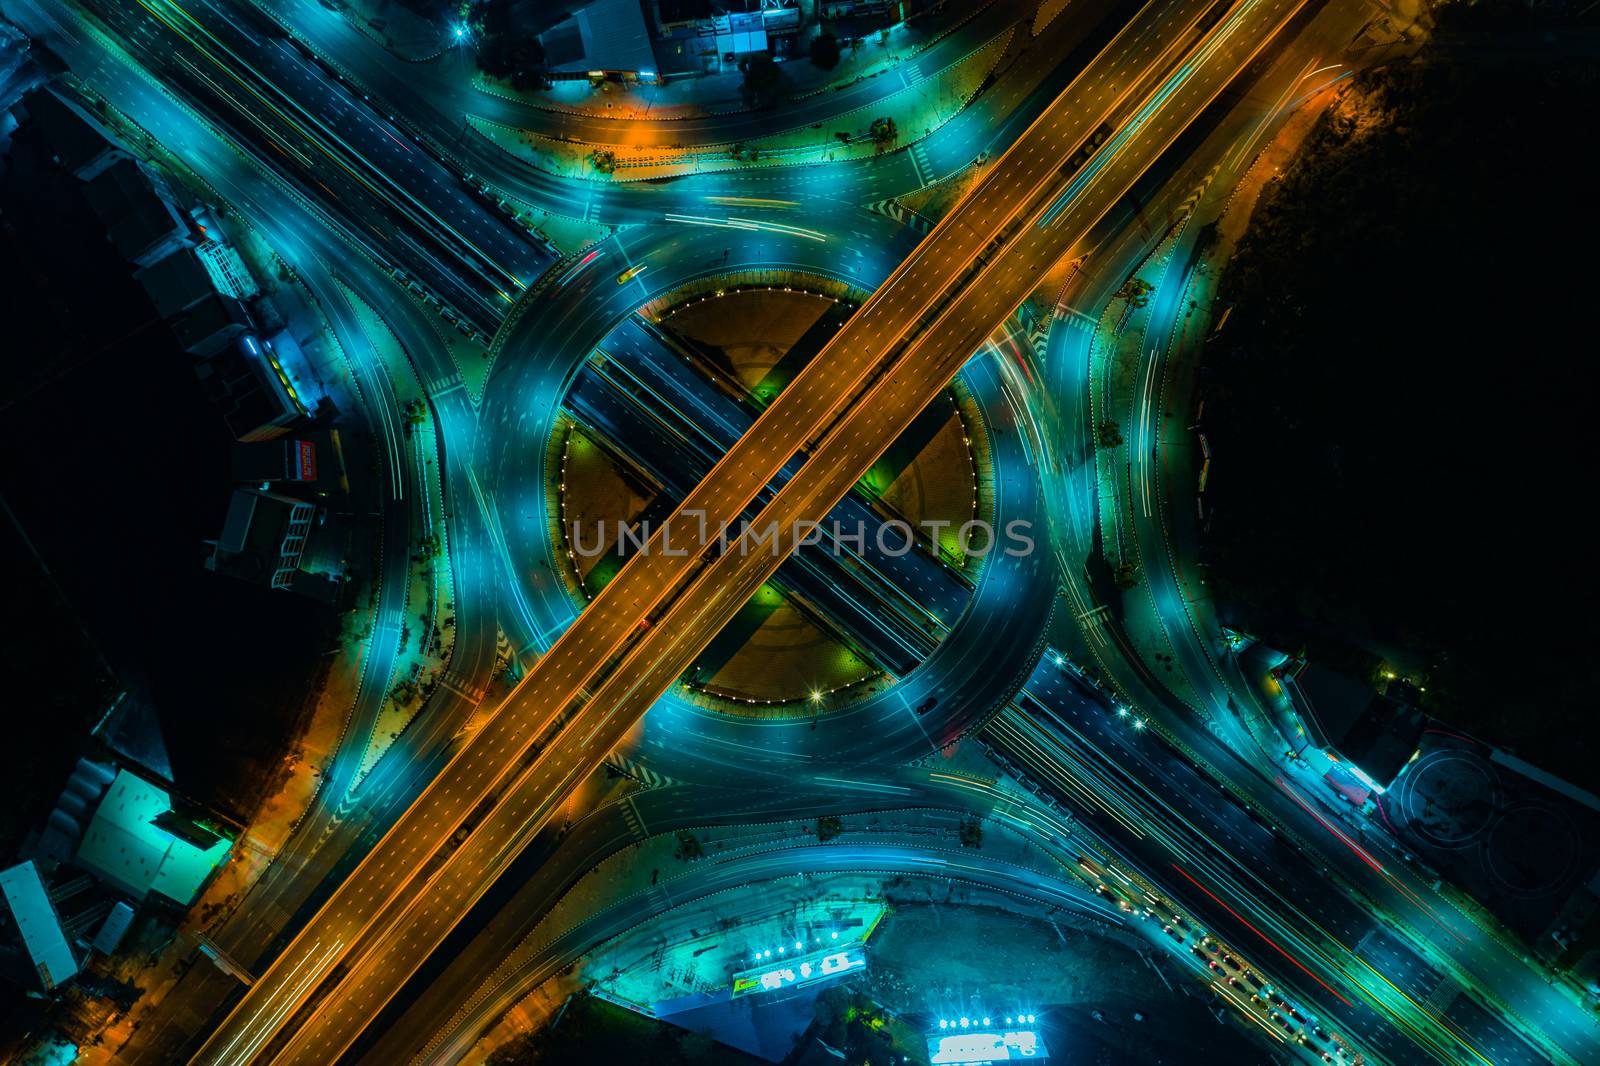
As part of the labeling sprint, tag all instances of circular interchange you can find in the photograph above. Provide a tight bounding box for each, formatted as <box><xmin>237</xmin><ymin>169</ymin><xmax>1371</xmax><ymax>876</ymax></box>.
<box><xmin>548</xmin><ymin>281</ymin><xmax>990</xmax><ymax>717</ymax></box>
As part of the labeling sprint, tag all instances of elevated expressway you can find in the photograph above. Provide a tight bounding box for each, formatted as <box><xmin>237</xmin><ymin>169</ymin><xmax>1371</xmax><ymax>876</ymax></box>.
<box><xmin>192</xmin><ymin>1</ymin><xmax>1316</xmax><ymax>1061</ymax></box>
<box><xmin>564</xmin><ymin>316</ymin><xmax>969</xmax><ymax>676</ymax></box>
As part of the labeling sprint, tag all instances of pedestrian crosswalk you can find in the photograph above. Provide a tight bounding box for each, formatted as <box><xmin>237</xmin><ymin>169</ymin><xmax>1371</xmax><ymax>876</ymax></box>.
<box><xmin>1054</xmin><ymin>305</ymin><xmax>1100</xmax><ymax>331</ymax></box>
<box><xmin>438</xmin><ymin>669</ymin><xmax>485</xmax><ymax>703</ymax></box>
<box><xmin>908</xmin><ymin>141</ymin><xmax>934</xmax><ymax>188</ymax></box>
<box><xmin>619</xmin><ymin>795</ymin><xmax>648</xmax><ymax>839</ymax></box>
<box><xmin>1422</xmin><ymin>976</ymin><xmax>1460</xmax><ymax>1015</ymax></box>
<box><xmin>427</xmin><ymin>370</ymin><xmax>462</xmax><ymax>396</ymax></box>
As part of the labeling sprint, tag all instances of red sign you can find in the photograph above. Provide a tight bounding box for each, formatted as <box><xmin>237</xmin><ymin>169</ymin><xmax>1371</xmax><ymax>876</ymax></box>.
<box><xmin>295</xmin><ymin>440</ymin><xmax>317</xmax><ymax>481</ymax></box>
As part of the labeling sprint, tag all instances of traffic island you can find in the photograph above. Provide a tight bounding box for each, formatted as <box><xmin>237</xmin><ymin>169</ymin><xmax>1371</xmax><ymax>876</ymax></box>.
<box><xmin>547</xmin><ymin>285</ymin><xmax>986</xmax><ymax>715</ymax></box>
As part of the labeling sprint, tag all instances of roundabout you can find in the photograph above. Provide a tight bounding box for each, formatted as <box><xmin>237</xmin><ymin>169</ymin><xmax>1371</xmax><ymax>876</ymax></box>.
<box><xmin>12</xmin><ymin>2</ymin><xmax>1591</xmax><ymax>1065</ymax></box>
<box><xmin>481</xmin><ymin>223</ymin><xmax>1056</xmax><ymax>784</ymax></box>
<box><xmin>548</xmin><ymin>283</ymin><xmax>990</xmax><ymax>713</ymax></box>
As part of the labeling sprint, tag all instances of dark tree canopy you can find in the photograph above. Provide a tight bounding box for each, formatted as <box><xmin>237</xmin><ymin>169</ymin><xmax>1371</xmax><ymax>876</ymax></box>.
<box><xmin>741</xmin><ymin>54</ymin><xmax>783</xmax><ymax>103</ymax></box>
<box><xmin>473</xmin><ymin>0</ymin><xmax>547</xmax><ymax>91</ymax></box>
<box><xmin>1201</xmin><ymin>40</ymin><xmax>1598</xmax><ymax>783</ymax></box>
<box><xmin>809</xmin><ymin>32</ymin><xmax>841</xmax><ymax>71</ymax></box>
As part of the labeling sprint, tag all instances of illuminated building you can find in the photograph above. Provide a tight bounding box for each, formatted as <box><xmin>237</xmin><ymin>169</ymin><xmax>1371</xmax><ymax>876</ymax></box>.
<box><xmin>1279</xmin><ymin>661</ymin><xmax>1426</xmax><ymax>797</ymax></box>
<box><xmin>0</xmin><ymin>861</ymin><xmax>80</xmax><ymax>991</ymax></box>
<box><xmin>72</xmin><ymin>770</ymin><xmax>233</xmax><ymax>907</ymax></box>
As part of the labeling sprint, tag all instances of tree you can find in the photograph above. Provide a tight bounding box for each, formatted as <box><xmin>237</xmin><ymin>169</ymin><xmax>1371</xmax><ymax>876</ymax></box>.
<box><xmin>1117</xmin><ymin>277</ymin><xmax>1155</xmax><ymax>309</ymax></box>
<box><xmin>479</xmin><ymin>35</ymin><xmax>547</xmax><ymax>91</ymax></box>
<box><xmin>813</xmin><ymin>987</ymin><xmax>900</xmax><ymax>1066</ymax></box>
<box><xmin>809</xmin><ymin>32</ymin><xmax>841</xmax><ymax>71</ymax></box>
<box><xmin>1114</xmin><ymin>562</ymin><xmax>1141</xmax><ymax>589</ymax></box>
<box><xmin>741</xmin><ymin>54</ymin><xmax>782</xmax><ymax>104</ymax></box>
<box><xmin>472</xmin><ymin>0</ymin><xmax>547</xmax><ymax>91</ymax></box>
<box><xmin>673</xmin><ymin>830</ymin><xmax>704</xmax><ymax>861</ymax></box>
<box><xmin>1098</xmin><ymin>419</ymin><xmax>1123</xmax><ymax>448</ymax></box>
<box><xmin>958</xmin><ymin>818</ymin><xmax>983</xmax><ymax>848</ymax></box>
<box><xmin>816</xmin><ymin>815</ymin><xmax>843</xmax><ymax>842</ymax></box>
<box><xmin>868</xmin><ymin>116</ymin><xmax>898</xmax><ymax>146</ymax></box>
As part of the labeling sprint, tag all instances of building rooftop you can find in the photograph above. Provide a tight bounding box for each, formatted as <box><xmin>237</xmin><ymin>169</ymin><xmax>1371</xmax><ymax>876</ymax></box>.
<box><xmin>91</xmin><ymin>900</ymin><xmax>135</xmax><ymax>956</ymax></box>
<box><xmin>74</xmin><ymin>770</ymin><xmax>231</xmax><ymax>906</ymax></box>
<box><xmin>170</xmin><ymin>291</ymin><xmax>250</xmax><ymax>355</ymax></box>
<box><xmin>543</xmin><ymin>0</ymin><xmax>657</xmax><ymax>75</ymax></box>
<box><xmin>0</xmin><ymin>861</ymin><xmax>80</xmax><ymax>990</ymax></box>
<box><xmin>230</xmin><ymin>436</ymin><xmax>323</xmax><ymax>485</ymax></box>
<box><xmin>1287</xmin><ymin>663</ymin><xmax>1374</xmax><ymax>749</ymax></box>
<box><xmin>195</xmin><ymin>336</ymin><xmax>306</xmax><ymax>441</ymax></box>
<box><xmin>217</xmin><ymin>488</ymin><xmax>290</xmax><ymax>555</ymax></box>
<box><xmin>12</xmin><ymin>87</ymin><xmax>124</xmax><ymax>179</ymax></box>
<box><xmin>1285</xmin><ymin>663</ymin><xmax>1426</xmax><ymax>789</ymax></box>
<box><xmin>81</xmin><ymin>157</ymin><xmax>190</xmax><ymax>266</ymax></box>
<box><xmin>134</xmin><ymin>246</ymin><xmax>215</xmax><ymax>318</ymax></box>
<box><xmin>715</xmin><ymin>10</ymin><xmax>769</xmax><ymax>56</ymax></box>
<box><xmin>654</xmin><ymin>0</ymin><xmax>712</xmax><ymax>25</ymax></box>
<box><xmin>208</xmin><ymin>487</ymin><xmax>318</xmax><ymax>589</ymax></box>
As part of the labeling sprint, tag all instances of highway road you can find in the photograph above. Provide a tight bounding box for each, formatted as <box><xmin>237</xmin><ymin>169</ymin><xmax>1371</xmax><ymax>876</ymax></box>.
<box><xmin>563</xmin><ymin>316</ymin><xmax>968</xmax><ymax>675</ymax></box>
<box><xmin>258</xmin><ymin>0</ymin><xmax>1034</xmax><ymax>151</ymax></box>
<box><xmin>233</xmin><ymin>0</ymin><xmax>1155</xmax><ymax>221</ymax></box>
<box><xmin>184</xmin><ymin>2</ymin><xmax>1325</xmax><ymax>1063</ymax></box>
<box><xmin>0</xmin><ymin>7</ymin><xmax>535</xmax><ymax>1062</ymax></box>
<box><xmin>12</xmin><ymin>1</ymin><xmax>1578</xmax><ymax>1065</ymax></box>
<box><xmin>6</xmin><ymin>0</ymin><xmax>1045</xmax><ymax>1058</ymax></box>
<box><xmin>480</xmin><ymin>215</ymin><xmax>1058</xmax><ymax>776</ymax></box>
<box><xmin>178</xmin><ymin>2</ymin><xmax>1222</xmax><ymax>1056</ymax></box>
<box><xmin>367</xmin><ymin>800</ymin><xmax>1130</xmax><ymax>1066</ymax></box>
<box><xmin>987</xmin><ymin>658</ymin><xmax>1554</xmax><ymax>1066</ymax></box>
<box><xmin>1111</xmin><ymin>119</ymin><xmax>1600</xmax><ymax>1066</ymax></box>
<box><xmin>56</xmin><ymin>0</ymin><xmax>554</xmax><ymax>327</ymax></box>
<box><xmin>1012</xmin><ymin>7</ymin><xmax>1600</xmax><ymax>1058</ymax></box>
